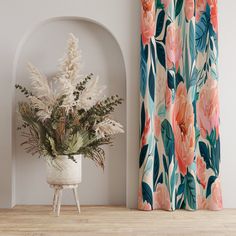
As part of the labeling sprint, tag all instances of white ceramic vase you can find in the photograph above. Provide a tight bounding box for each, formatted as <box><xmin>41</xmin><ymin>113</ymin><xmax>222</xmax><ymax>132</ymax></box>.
<box><xmin>46</xmin><ymin>155</ymin><xmax>82</xmax><ymax>185</ymax></box>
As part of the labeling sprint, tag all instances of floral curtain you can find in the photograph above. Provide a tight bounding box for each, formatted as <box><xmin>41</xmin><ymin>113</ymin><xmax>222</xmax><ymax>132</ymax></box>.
<box><xmin>138</xmin><ymin>0</ymin><xmax>222</xmax><ymax>211</ymax></box>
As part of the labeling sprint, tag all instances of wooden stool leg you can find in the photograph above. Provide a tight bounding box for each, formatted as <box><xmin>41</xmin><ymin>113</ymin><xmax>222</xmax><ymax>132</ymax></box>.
<box><xmin>56</xmin><ymin>189</ymin><xmax>62</xmax><ymax>217</ymax></box>
<box><xmin>73</xmin><ymin>187</ymin><xmax>81</xmax><ymax>213</ymax></box>
<box><xmin>52</xmin><ymin>189</ymin><xmax>58</xmax><ymax>213</ymax></box>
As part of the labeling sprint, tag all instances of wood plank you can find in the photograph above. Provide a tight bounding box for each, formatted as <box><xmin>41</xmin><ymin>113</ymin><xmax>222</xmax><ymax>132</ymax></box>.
<box><xmin>0</xmin><ymin>206</ymin><xmax>235</xmax><ymax>236</ymax></box>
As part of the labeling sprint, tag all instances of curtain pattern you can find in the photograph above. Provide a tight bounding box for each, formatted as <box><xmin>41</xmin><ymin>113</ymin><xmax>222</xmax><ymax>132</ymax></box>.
<box><xmin>139</xmin><ymin>0</ymin><xmax>222</xmax><ymax>211</ymax></box>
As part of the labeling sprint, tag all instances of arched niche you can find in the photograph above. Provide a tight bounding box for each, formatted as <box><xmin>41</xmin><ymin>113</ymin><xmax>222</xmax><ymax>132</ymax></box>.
<box><xmin>13</xmin><ymin>17</ymin><xmax>127</xmax><ymax>205</ymax></box>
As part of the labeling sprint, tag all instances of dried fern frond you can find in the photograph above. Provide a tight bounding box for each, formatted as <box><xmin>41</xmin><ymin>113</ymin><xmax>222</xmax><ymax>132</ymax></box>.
<box><xmin>18</xmin><ymin>102</ymin><xmax>37</xmax><ymax>124</ymax></box>
<box><xmin>21</xmin><ymin>128</ymin><xmax>44</xmax><ymax>156</ymax></box>
<box><xmin>15</xmin><ymin>84</ymin><xmax>33</xmax><ymax>97</ymax></box>
<box><xmin>77</xmin><ymin>137</ymin><xmax>112</xmax><ymax>169</ymax></box>
<box><xmin>76</xmin><ymin>76</ymin><xmax>106</xmax><ymax>110</ymax></box>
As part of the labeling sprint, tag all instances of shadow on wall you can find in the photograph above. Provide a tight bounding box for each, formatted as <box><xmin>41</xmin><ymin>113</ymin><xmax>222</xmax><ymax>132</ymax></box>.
<box><xmin>13</xmin><ymin>17</ymin><xmax>127</xmax><ymax>205</ymax></box>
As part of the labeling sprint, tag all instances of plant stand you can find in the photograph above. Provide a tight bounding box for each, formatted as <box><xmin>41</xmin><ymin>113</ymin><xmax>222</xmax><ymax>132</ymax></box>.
<box><xmin>50</xmin><ymin>184</ymin><xmax>81</xmax><ymax>216</ymax></box>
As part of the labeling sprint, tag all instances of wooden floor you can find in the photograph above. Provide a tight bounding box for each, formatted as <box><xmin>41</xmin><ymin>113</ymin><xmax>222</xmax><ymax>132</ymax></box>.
<box><xmin>0</xmin><ymin>206</ymin><xmax>235</xmax><ymax>236</ymax></box>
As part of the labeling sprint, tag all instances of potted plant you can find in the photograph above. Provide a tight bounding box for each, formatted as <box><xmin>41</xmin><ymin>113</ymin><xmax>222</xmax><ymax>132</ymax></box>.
<box><xmin>15</xmin><ymin>34</ymin><xmax>124</xmax><ymax>186</ymax></box>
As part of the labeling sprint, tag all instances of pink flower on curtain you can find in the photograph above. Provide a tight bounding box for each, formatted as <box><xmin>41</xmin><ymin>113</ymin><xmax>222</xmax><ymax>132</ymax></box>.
<box><xmin>197</xmin><ymin>77</ymin><xmax>220</xmax><ymax>139</ymax></box>
<box><xmin>161</xmin><ymin>0</ymin><xmax>171</xmax><ymax>10</ymax></box>
<box><xmin>142</xmin><ymin>0</ymin><xmax>153</xmax><ymax>11</ymax></box>
<box><xmin>207</xmin><ymin>179</ymin><xmax>223</xmax><ymax>210</ymax></box>
<box><xmin>196</xmin><ymin>156</ymin><xmax>206</xmax><ymax>189</ymax></box>
<box><xmin>138</xmin><ymin>200</ymin><xmax>152</xmax><ymax>210</ymax></box>
<box><xmin>207</xmin><ymin>0</ymin><xmax>218</xmax><ymax>33</ymax></box>
<box><xmin>154</xmin><ymin>184</ymin><xmax>171</xmax><ymax>210</ymax></box>
<box><xmin>196</xmin><ymin>0</ymin><xmax>207</xmax><ymax>22</ymax></box>
<box><xmin>197</xmin><ymin>195</ymin><xmax>207</xmax><ymax>209</ymax></box>
<box><xmin>154</xmin><ymin>115</ymin><xmax>161</xmax><ymax>138</ymax></box>
<box><xmin>185</xmin><ymin>0</ymin><xmax>194</xmax><ymax>21</ymax></box>
<box><xmin>172</xmin><ymin>83</ymin><xmax>195</xmax><ymax>176</ymax></box>
<box><xmin>166</xmin><ymin>22</ymin><xmax>182</xmax><ymax>70</ymax></box>
<box><xmin>141</xmin><ymin>0</ymin><xmax>156</xmax><ymax>45</ymax></box>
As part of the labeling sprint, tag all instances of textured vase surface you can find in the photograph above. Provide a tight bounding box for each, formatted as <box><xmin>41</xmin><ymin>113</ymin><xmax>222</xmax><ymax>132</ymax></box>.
<box><xmin>46</xmin><ymin>155</ymin><xmax>82</xmax><ymax>185</ymax></box>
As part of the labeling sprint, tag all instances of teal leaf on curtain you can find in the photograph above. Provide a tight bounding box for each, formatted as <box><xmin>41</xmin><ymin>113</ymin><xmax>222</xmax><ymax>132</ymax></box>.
<box><xmin>175</xmin><ymin>0</ymin><xmax>184</xmax><ymax>18</ymax></box>
<box><xmin>153</xmin><ymin>143</ymin><xmax>159</xmax><ymax>189</ymax></box>
<box><xmin>149</xmin><ymin>64</ymin><xmax>155</xmax><ymax>102</ymax></box>
<box><xmin>176</xmin><ymin>72</ymin><xmax>184</xmax><ymax>89</ymax></box>
<box><xmin>206</xmin><ymin>176</ymin><xmax>217</xmax><ymax>198</ymax></box>
<box><xmin>185</xmin><ymin>172</ymin><xmax>196</xmax><ymax>209</ymax></box>
<box><xmin>161</xmin><ymin>119</ymin><xmax>174</xmax><ymax>162</ymax></box>
<box><xmin>177</xmin><ymin>182</ymin><xmax>185</xmax><ymax>196</ymax></box>
<box><xmin>211</xmin><ymin>138</ymin><xmax>221</xmax><ymax>175</ymax></box>
<box><xmin>156</xmin><ymin>42</ymin><xmax>166</xmax><ymax>68</ymax></box>
<box><xmin>199</xmin><ymin>141</ymin><xmax>211</xmax><ymax>169</ymax></box>
<box><xmin>139</xmin><ymin>144</ymin><xmax>149</xmax><ymax>168</ymax></box>
<box><xmin>156</xmin><ymin>10</ymin><xmax>165</xmax><ymax>37</ymax></box>
<box><xmin>163</xmin><ymin>154</ymin><xmax>168</xmax><ymax>174</ymax></box>
<box><xmin>195</xmin><ymin>7</ymin><xmax>210</xmax><ymax>53</ymax></box>
<box><xmin>189</xmin><ymin>67</ymin><xmax>198</xmax><ymax>89</ymax></box>
<box><xmin>167</xmin><ymin>71</ymin><xmax>175</xmax><ymax>90</ymax></box>
<box><xmin>142</xmin><ymin>182</ymin><xmax>153</xmax><ymax>209</ymax></box>
<box><xmin>163</xmin><ymin>19</ymin><xmax>171</xmax><ymax>44</ymax></box>
<box><xmin>140</xmin><ymin>43</ymin><xmax>148</xmax><ymax>98</ymax></box>
<box><xmin>156</xmin><ymin>0</ymin><xmax>164</xmax><ymax>9</ymax></box>
<box><xmin>189</xmin><ymin>21</ymin><xmax>195</xmax><ymax>64</ymax></box>
<box><xmin>140</xmin><ymin>102</ymin><xmax>145</xmax><ymax>136</ymax></box>
<box><xmin>157</xmin><ymin>172</ymin><xmax>163</xmax><ymax>185</ymax></box>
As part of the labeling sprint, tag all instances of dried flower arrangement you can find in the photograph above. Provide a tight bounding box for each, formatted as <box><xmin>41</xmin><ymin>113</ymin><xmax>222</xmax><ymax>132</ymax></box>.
<box><xmin>15</xmin><ymin>34</ymin><xmax>124</xmax><ymax>169</ymax></box>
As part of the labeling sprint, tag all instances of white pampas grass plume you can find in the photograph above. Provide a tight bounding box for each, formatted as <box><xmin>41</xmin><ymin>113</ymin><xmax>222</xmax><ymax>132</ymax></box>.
<box><xmin>29</xmin><ymin>96</ymin><xmax>52</xmax><ymax>121</ymax></box>
<box><xmin>95</xmin><ymin>119</ymin><xmax>124</xmax><ymax>138</ymax></box>
<box><xmin>27</xmin><ymin>63</ymin><xmax>55</xmax><ymax>105</ymax></box>
<box><xmin>59</xmin><ymin>33</ymin><xmax>81</xmax><ymax>82</ymax></box>
<box><xmin>76</xmin><ymin>77</ymin><xmax>106</xmax><ymax>110</ymax></box>
<box><xmin>54</xmin><ymin>77</ymin><xmax>76</xmax><ymax>113</ymax></box>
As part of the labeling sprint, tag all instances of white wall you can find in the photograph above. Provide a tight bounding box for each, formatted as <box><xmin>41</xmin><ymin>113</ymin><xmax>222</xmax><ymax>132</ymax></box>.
<box><xmin>0</xmin><ymin>0</ymin><xmax>235</xmax><ymax>209</ymax></box>
<box><xmin>218</xmin><ymin>1</ymin><xmax>236</xmax><ymax>208</ymax></box>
